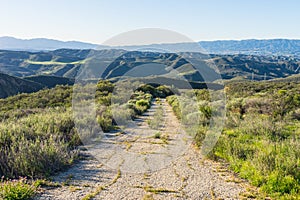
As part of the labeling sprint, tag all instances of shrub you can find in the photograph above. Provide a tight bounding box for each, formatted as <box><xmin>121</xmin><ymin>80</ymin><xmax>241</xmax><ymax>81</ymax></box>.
<box><xmin>156</xmin><ymin>85</ymin><xmax>174</xmax><ymax>98</ymax></box>
<box><xmin>262</xmin><ymin>172</ymin><xmax>299</xmax><ymax>195</ymax></box>
<box><xmin>135</xmin><ymin>99</ymin><xmax>151</xmax><ymax>114</ymax></box>
<box><xmin>0</xmin><ymin>110</ymin><xmax>78</xmax><ymax>178</ymax></box>
<box><xmin>0</xmin><ymin>177</ymin><xmax>37</xmax><ymax>200</ymax></box>
<box><xmin>96</xmin><ymin>111</ymin><xmax>113</xmax><ymax>132</ymax></box>
<box><xmin>136</xmin><ymin>99</ymin><xmax>150</xmax><ymax>108</ymax></box>
<box><xmin>137</xmin><ymin>84</ymin><xmax>156</xmax><ymax>96</ymax></box>
<box><xmin>96</xmin><ymin>80</ymin><xmax>114</xmax><ymax>93</ymax></box>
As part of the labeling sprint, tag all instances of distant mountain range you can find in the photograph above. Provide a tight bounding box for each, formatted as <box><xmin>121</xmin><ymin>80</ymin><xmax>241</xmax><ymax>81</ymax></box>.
<box><xmin>199</xmin><ymin>39</ymin><xmax>300</xmax><ymax>56</ymax></box>
<box><xmin>1</xmin><ymin>36</ymin><xmax>300</xmax><ymax>56</ymax></box>
<box><xmin>0</xmin><ymin>36</ymin><xmax>102</xmax><ymax>51</ymax></box>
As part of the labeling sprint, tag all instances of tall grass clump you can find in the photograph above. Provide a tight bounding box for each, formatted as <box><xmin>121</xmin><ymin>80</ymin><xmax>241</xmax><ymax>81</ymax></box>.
<box><xmin>0</xmin><ymin>177</ymin><xmax>37</xmax><ymax>200</ymax></box>
<box><xmin>0</xmin><ymin>109</ymin><xmax>78</xmax><ymax>178</ymax></box>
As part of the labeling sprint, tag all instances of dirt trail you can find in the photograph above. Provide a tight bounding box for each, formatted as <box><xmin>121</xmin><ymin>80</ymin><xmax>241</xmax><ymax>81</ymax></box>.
<box><xmin>36</xmin><ymin>99</ymin><xmax>250</xmax><ymax>200</ymax></box>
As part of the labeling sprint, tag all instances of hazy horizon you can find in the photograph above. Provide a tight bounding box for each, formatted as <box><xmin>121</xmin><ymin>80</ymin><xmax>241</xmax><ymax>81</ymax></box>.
<box><xmin>2</xmin><ymin>35</ymin><xmax>300</xmax><ymax>46</ymax></box>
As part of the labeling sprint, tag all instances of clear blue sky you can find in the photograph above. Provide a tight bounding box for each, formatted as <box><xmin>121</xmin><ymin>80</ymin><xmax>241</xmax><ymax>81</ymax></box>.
<box><xmin>0</xmin><ymin>0</ymin><xmax>299</xmax><ymax>44</ymax></box>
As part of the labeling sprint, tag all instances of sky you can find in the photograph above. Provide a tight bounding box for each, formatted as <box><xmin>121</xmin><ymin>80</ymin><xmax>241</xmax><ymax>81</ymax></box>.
<box><xmin>0</xmin><ymin>0</ymin><xmax>300</xmax><ymax>45</ymax></box>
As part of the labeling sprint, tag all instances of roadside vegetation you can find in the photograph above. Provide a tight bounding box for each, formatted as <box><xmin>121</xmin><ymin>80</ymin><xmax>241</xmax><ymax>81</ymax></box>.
<box><xmin>167</xmin><ymin>81</ymin><xmax>300</xmax><ymax>199</ymax></box>
<box><xmin>147</xmin><ymin>98</ymin><xmax>164</xmax><ymax>130</ymax></box>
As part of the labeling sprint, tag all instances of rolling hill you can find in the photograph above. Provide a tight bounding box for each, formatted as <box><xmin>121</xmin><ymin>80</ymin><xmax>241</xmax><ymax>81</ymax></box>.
<box><xmin>0</xmin><ymin>49</ymin><xmax>299</xmax><ymax>81</ymax></box>
<box><xmin>0</xmin><ymin>48</ymin><xmax>300</xmax><ymax>98</ymax></box>
<box><xmin>0</xmin><ymin>49</ymin><xmax>93</xmax><ymax>77</ymax></box>
<box><xmin>0</xmin><ymin>73</ymin><xmax>44</xmax><ymax>98</ymax></box>
<box><xmin>206</xmin><ymin>53</ymin><xmax>300</xmax><ymax>80</ymax></box>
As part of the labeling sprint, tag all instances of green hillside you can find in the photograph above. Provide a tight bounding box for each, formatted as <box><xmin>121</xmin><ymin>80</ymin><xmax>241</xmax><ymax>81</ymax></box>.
<box><xmin>0</xmin><ymin>73</ymin><xmax>44</xmax><ymax>98</ymax></box>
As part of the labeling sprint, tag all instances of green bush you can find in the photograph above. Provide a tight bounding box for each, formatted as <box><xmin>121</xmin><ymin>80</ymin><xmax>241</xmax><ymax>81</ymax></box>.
<box><xmin>137</xmin><ymin>84</ymin><xmax>173</xmax><ymax>98</ymax></box>
<box><xmin>0</xmin><ymin>177</ymin><xmax>37</xmax><ymax>200</ymax></box>
<box><xmin>96</xmin><ymin>108</ymin><xmax>113</xmax><ymax>132</ymax></box>
<box><xmin>134</xmin><ymin>99</ymin><xmax>151</xmax><ymax>114</ymax></box>
<box><xmin>0</xmin><ymin>110</ymin><xmax>78</xmax><ymax>178</ymax></box>
<box><xmin>156</xmin><ymin>85</ymin><xmax>174</xmax><ymax>98</ymax></box>
<box><xmin>96</xmin><ymin>80</ymin><xmax>114</xmax><ymax>93</ymax></box>
<box><xmin>137</xmin><ymin>84</ymin><xmax>156</xmax><ymax>96</ymax></box>
<box><xmin>136</xmin><ymin>99</ymin><xmax>150</xmax><ymax>108</ymax></box>
<box><xmin>263</xmin><ymin>172</ymin><xmax>299</xmax><ymax>194</ymax></box>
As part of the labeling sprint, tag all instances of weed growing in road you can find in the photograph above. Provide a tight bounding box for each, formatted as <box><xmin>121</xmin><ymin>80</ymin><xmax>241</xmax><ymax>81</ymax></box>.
<box><xmin>153</xmin><ymin>132</ymin><xmax>161</xmax><ymax>139</ymax></box>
